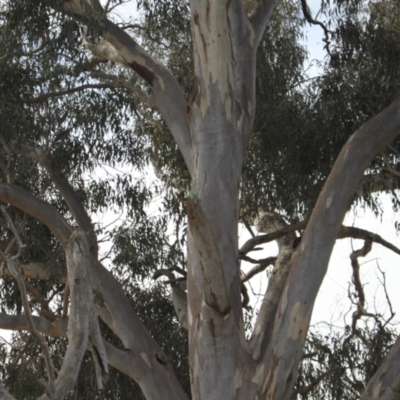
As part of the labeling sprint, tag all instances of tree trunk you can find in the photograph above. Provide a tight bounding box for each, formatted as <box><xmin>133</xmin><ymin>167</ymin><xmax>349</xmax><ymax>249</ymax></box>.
<box><xmin>185</xmin><ymin>2</ymin><xmax>259</xmax><ymax>398</ymax></box>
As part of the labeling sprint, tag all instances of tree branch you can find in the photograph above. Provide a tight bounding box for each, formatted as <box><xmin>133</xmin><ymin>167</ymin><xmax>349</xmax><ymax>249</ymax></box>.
<box><xmin>259</xmin><ymin>97</ymin><xmax>400</xmax><ymax>399</ymax></box>
<box><xmin>0</xmin><ymin>312</ymin><xmax>170</xmax><ymax>396</ymax></box>
<box><xmin>299</xmin><ymin>0</ymin><xmax>332</xmax><ymax>55</ymax></box>
<box><xmin>153</xmin><ymin>269</ymin><xmax>188</xmax><ymax>330</ymax></box>
<box><xmin>0</xmin><ymin>261</ymin><xmax>65</xmax><ymax>282</ymax></box>
<box><xmin>0</xmin><ymin>385</ymin><xmax>17</xmax><ymax>400</ymax></box>
<box><xmin>7</xmin><ymin>259</ymin><xmax>56</xmax><ymax>395</ymax></box>
<box><xmin>339</xmin><ymin>226</ymin><xmax>400</xmax><ymax>256</ymax></box>
<box><xmin>361</xmin><ymin>334</ymin><xmax>400</xmax><ymax>399</ymax></box>
<box><xmin>14</xmin><ymin>145</ymin><xmax>98</xmax><ymax>258</ymax></box>
<box><xmin>61</xmin><ymin>0</ymin><xmax>193</xmax><ymax>176</ymax></box>
<box><xmin>239</xmin><ymin>219</ymin><xmax>307</xmax><ymax>255</ymax></box>
<box><xmin>349</xmin><ymin>240</ymin><xmax>374</xmax><ymax>328</ymax></box>
<box><xmin>46</xmin><ymin>230</ymin><xmax>92</xmax><ymax>400</ymax></box>
<box><xmin>241</xmin><ymin>257</ymin><xmax>276</xmax><ymax>282</ymax></box>
<box><xmin>249</xmin><ymin>0</ymin><xmax>280</xmax><ymax>48</ymax></box>
<box><xmin>292</xmin><ymin>367</ymin><xmax>340</xmax><ymax>398</ymax></box>
<box><xmin>248</xmin><ymin>212</ymin><xmax>297</xmax><ymax>360</ymax></box>
<box><xmin>1</xmin><ymin>83</ymin><xmax>124</xmax><ymax>105</ymax></box>
<box><xmin>0</xmin><ymin>183</ymin><xmax>188</xmax><ymax>400</ymax></box>
<box><xmin>240</xmin><ymin>221</ymin><xmax>400</xmax><ymax>259</ymax></box>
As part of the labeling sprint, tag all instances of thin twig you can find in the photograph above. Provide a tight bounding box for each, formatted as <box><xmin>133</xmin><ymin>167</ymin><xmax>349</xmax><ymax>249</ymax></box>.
<box><xmin>376</xmin><ymin>263</ymin><xmax>395</xmax><ymax>327</ymax></box>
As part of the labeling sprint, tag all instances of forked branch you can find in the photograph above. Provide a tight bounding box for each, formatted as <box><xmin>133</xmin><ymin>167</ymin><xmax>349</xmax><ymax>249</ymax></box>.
<box><xmin>0</xmin><ymin>183</ymin><xmax>188</xmax><ymax>400</ymax></box>
<box><xmin>60</xmin><ymin>0</ymin><xmax>193</xmax><ymax>175</ymax></box>
<box><xmin>258</xmin><ymin>98</ymin><xmax>400</xmax><ymax>399</ymax></box>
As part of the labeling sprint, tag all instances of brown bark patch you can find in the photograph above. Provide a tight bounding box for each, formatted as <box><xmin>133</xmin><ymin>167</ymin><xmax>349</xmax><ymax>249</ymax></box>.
<box><xmin>155</xmin><ymin>352</ymin><xmax>167</xmax><ymax>365</ymax></box>
<box><xmin>209</xmin><ymin>318</ymin><xmax>216</xmax><ymax>338</ymax></box>
<box><xmin>128</xmin><ymin>61</ymin><xmax>156</xmax><ymax>86</ymax></box>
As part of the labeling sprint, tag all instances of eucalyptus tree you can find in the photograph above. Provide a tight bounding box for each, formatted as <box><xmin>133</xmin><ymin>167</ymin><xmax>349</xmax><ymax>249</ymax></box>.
<box><xmin>0</xmin><ymin>0</ymin><xmax>399</xmax><ymax>400</ymax></box>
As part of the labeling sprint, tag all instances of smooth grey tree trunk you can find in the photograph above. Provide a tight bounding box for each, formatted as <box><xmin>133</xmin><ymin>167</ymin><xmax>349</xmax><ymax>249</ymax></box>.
<box><xmin>0</xmin><ymin>1</ymin><xmax>400</xmax><ymax>400</ymax></box>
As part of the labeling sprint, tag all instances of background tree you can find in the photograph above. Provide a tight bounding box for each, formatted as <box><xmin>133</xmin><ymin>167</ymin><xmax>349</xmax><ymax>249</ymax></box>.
<box><xmin>0</xmin><ymin>0</ymin><xmax>399</xmax><ymax>399</ymax></box>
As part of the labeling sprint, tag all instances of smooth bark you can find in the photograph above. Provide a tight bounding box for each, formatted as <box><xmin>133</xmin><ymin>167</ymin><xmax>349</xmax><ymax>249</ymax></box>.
<box><xmin>361</xmin><ymin>335</ymin><xmax>400</xmax><ymax>400</ymax></box>
<box><xmin>1</xmin><ymin>1</ymin><xmax>400</xmax><ymax>399</ymax></box>
<box><xmin>258</xmin><ymin>98</ymin><xmax>400</xmax><ymax>399</ymax></box>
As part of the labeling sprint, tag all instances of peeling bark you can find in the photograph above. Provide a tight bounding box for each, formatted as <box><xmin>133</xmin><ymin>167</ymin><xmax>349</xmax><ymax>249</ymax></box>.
<box><xmin>186</xmin><ymin>199</ymin><xmax>230</xmax><ymax>315</ymax></box>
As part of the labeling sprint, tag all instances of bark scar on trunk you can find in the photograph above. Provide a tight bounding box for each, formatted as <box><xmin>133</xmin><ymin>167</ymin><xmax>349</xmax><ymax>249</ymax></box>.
<box><xmin>186</xmin><ymin>199</ymin><xmax>231</xmax><ymax>315</ymax></box>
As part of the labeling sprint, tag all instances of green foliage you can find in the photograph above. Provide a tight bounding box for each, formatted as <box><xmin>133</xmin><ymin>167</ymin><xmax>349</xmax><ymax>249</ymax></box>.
<box><xmin>0</xmin><ymin>0</ymin><xmax>398</xmax><ymax>398</ymax></box>
<box><xmin>296</xmin><ymin>320</ymin><xmax>396</xmax><ymax>399</ymax></box>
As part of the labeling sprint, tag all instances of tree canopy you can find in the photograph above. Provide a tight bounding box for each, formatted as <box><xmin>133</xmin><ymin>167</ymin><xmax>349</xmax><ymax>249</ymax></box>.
<box><xmin>0</xmin><ymin>0</ymin><xmax>399</xmax><ymax>399</ymax></box>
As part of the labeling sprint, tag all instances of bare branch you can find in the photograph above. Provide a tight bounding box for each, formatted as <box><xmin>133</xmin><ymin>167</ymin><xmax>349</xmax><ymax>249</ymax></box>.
<box><xmin>0</xmin><ymin>183</ymin><xmax>73</xmax><ymax>247</ymax></box>
<box><xmin>349</xmin><ymin>240</ymin><xmax>373</xmax><ymax>328</ymax></box>
<box><xmin>102</xmin><ymin>19</ymin><xmax>193</xmax><ymax>175</ymax></box>
<box><xmin>377</xmin><ymin>264</ymin><xmax>395</xmax><ymax>327</ymax></box>
<box><xmin>299</xmin><ymin>0</ymin><xmax>332</xmax><ymax>55</ymax></box>
<box><xmin>4</xmin><ymin>213</ymin><xmax>27</xmax><ymax>255</ymax></box>
<box><xmin>339</xmin><ymin>226</ymin><xmax>400</xmax><ymax>256</ymax></box>
<box><xmin>0</xmin><ymin>312</ymin><xmax>183</xmax><ymax>398</ymax></box>
<box><xmin>241</xmin><ymin>257</ymin><xmax>276</xmax><ymax>282</ymax></box>
<box><xmin>10</xmin><ymin>144</ymin><xmax>99</xmax><ymax>258</ymax></box>
<box><xmin>241</xmin><ymin>283</ymin><xmax>250</xmax><ymax>308</ymax></box>
<box><xmin>241</xmin><ymin>221</ymin><xmax>400</xmax><ymax>260</ymax></box>
<box><xmin>88</xmin><ymin>304</ymin><xmax>109</xmax><ymax>389</ymax></box>
<box><xmin>1</xmin><ymin>206</ymin><xmax>24</xmax><ymax>247</ymax></box>
<box><xmin>62</xmin><ymin>280</ymin><xmax>70</xmax><ymax>318</ymax></box>
<box><xmin>0</xmin><ymin>313</ymin><xmax>67</xmax><ymax>337</ymax></box>
<box><xmin>50</xmin><ymin>230</ymin><xmax>92</xmax><ymax>400</ymax></box>
<box><xmin>249</xmin><ymin>213</ymin><xmax>297</xmax><ymax>360</ymax></box>
<box><xmin>240</xmin><ymin>219</ymin><xmax>307</xmax><ymax>255</ymax></box>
